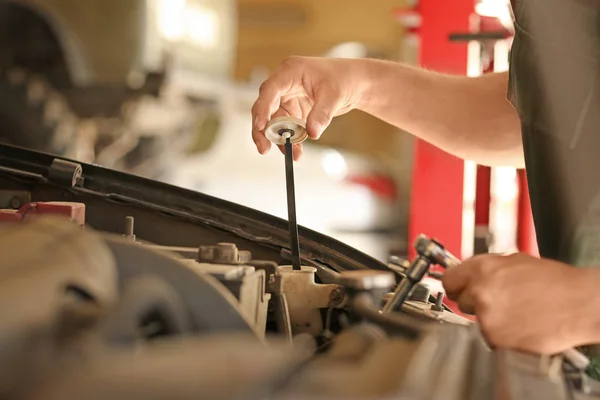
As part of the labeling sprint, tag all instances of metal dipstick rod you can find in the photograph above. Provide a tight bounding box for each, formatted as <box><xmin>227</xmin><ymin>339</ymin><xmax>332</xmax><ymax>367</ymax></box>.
<box><xmin>282</xmin><ymin>131</ymin><xmax>302</xmax><ymax>270</ymax></box>
<box><xmin>265</xmin><ymin>116</ymin><xmax>309</xmax><ymax>271</ymax></box>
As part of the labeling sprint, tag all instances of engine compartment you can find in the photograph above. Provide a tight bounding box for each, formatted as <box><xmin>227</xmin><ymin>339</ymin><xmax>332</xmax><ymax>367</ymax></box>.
<box><xmin>0</xmin><ymin>144</ymin><xmax>597</xmax><ymax>400</ymax></box>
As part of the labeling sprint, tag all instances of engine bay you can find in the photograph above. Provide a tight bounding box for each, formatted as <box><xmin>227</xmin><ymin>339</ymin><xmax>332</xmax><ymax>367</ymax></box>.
<box><xmin>0</xmin><ymin>144</ymin><xmax>597</xmax><ymax>400</ymax></box>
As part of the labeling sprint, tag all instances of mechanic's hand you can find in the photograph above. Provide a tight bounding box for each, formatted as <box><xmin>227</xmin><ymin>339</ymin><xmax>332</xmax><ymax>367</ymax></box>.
<box><xmin>251</xmin><ymin>56</ymin><xmax>371</xmax><ymax>160</ymax></box>
<box><xmin>442</xmin><ymin>253</ymin><xmax>597</xmax><ymax>355</ymax></box>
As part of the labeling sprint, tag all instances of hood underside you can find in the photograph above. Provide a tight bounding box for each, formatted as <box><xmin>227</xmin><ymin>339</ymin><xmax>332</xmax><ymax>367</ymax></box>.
<box><xmin>0</xmin><ymin>143</ymin><xmax>388</xmax><ymax>278</ymax></box>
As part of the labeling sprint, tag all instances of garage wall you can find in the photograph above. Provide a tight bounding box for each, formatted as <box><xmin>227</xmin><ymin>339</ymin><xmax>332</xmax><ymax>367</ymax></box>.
<box><xmin>235</xmin><ymin>0</ymin><xmax>406</xmax><ymax>80</ymax></box>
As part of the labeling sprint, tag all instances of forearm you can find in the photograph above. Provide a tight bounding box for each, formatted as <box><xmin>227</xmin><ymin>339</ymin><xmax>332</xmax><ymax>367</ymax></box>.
<box><xmin>358</xmin><ymin>60</ymin><xmax>524</xmax><ymax>167</ymax></box>
<box><xmin>570</xmin><ymin>268</ymin><xmax>600</xmax><ymax>346</ymax></box>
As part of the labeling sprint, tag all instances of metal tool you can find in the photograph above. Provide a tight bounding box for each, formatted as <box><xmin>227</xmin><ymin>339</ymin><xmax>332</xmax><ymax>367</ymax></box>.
<box><xmin>382</xmin><ymin>234</ymin><xmax>460</xmax><ymax>313</ymax></box>
<box><xmin>385</xmin><ymin>234</ymin><xmax>591</xmax><ymax>372</ymax></box>
<box><xmin>265</xmin><ymin>116</ymin><xmax>309</xmax><ymax>271</ymax></box>
<box><xmin>283</xmin><ymin>134</ymin><xmax>301</xmax><ymax>270</ymax></box>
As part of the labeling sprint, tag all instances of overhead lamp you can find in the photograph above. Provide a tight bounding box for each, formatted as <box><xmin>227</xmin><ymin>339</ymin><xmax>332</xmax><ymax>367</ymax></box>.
<box><xmin>157</xmin><ymin>0</ymin><xmax>187</xmax><ymax>40</ymax></box>
<box><xmin>156</xmin><ymin>0</ymin><xmax>220</xmax><ymax>47</ymax></box>
<box><xmin>185</xmin><ymin>4</ymin><xmax>219</xmax><ymax>48</ymax></box>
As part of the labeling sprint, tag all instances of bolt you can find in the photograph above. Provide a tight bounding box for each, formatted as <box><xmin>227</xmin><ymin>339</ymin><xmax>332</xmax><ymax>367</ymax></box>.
<box><xmin>215</xmin><ymin>243</ymin><xmax>239</xmax><ymax>264</ymax></box>
<box><xmin>431</xmin><ymin>291</ymin><xmax>445</xmax><ymax>312</ymax></box>
<box><xmin>124</xmin><ymin>216</ymin><xmax>135</xmax><ymax>240</ymax></box>
<box><xmin>278</xmin><ymin>128</ymin><xmax>294</xmax><ymax>138</ymax></box>
<box><xmin>329</xmin><ymin>286</ymin><xmax>346</xmax><ymax>306</ymax></box>
<box><xmin>9</xmin><ymin>196</ymin><xmax>22</xmax><ymax>209</ymax></box>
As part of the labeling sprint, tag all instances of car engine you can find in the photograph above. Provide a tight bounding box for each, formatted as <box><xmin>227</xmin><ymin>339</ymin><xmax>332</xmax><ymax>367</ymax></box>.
<box><xmin>0</xmin><ymin>143</ymin><xmax>597</xmax><ymax>400</ymax></box>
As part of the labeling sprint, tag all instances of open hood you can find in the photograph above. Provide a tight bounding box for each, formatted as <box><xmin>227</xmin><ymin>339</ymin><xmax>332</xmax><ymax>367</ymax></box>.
<box><xmin>0</xmin><ymin>143</ymin><xmax>388</xmax><ymax>277</ymax></box>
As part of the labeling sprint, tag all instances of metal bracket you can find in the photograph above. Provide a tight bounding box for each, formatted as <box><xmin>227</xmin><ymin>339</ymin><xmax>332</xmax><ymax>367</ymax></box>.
<box><xmin>448</xmin><ymin>32</ymin><xmax>508</xmax><ymax>42</ymax></box>
<box><xmin>48</xmin><ymin>159</ymin><xmax>83</xmax><ymax>187</ymax></box>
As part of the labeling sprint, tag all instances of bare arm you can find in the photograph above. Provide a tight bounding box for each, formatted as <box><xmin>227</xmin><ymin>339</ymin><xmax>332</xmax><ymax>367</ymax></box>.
<box><xmin>360</xmin><ymin>61</ymin><xmax>523</xmax><ymax>167</ymax></box>
<box><xmin>251</xmin><ymin>57</ymin><xmax>523</xmax><ymax>167</ymax></box>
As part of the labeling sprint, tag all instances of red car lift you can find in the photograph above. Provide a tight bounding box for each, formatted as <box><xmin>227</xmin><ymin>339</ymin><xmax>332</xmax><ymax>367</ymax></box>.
<box><xmin>396</xmin><ymin>1</ymin><xmax>538</xmax><ymax>259</ymax></box>
<box><xmin>396</xmin><ymin>0</ymin><xmax>473</xmax><ymax>260</ymax></box>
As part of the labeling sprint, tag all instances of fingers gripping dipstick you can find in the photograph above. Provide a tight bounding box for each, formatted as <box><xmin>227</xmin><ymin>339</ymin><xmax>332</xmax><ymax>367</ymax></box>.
<box><xmin>265</xmin><ymin>116</ymin><xmax>308</xmax><ymax>146</ymax></box>
<box><xmin>265</xmin><ymin>117</ymin><xmax>309</xmax><ymax>271</ymax></box>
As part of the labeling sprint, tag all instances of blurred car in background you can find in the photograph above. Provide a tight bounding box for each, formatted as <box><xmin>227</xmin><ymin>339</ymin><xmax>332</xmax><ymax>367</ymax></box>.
<box><xmin>0</xmin><ymin>0</ymin><xmax>235</xmax><ymax>174</ymax></box>
<box><xmin>160</xmin><ymin>84</ymin><xmax>401</xmax><ymax>260</ymax></box>
<box><xmin>0</xmin><ymin>0</ymin><xmax>403</xmax><ymax>260</ymax></box>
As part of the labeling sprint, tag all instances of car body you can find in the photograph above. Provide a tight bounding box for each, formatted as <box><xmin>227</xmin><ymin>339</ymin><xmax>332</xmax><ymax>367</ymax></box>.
<box><xmin>0</xmin><ymin>143</ymin><xmax>590</xmax><ymax>400</ymax></box>
<box><xmin>0</xmin><ymin>0</ymin><xmax>235</xmax><ymax>172</ymax></box>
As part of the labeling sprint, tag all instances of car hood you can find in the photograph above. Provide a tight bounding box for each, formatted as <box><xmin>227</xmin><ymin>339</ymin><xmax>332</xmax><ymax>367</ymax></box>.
<box><xmin>0</xmin><ymin>143</ymin><xmax>388</xmax><ymax>276</ymax></box>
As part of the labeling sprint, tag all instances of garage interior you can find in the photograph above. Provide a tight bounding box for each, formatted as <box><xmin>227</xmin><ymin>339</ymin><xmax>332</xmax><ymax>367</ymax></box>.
<box><xmin>0</xmin><ymin>0</ymin><xmax>591</xmax><ymax>399</ymax></box>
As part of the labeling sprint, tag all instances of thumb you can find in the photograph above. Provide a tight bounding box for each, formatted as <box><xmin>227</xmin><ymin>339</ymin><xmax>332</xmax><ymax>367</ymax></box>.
<box><xmin>306</xmin><ymin>88</ymin><xmax>342</xmax><ymax>139</ymax></box>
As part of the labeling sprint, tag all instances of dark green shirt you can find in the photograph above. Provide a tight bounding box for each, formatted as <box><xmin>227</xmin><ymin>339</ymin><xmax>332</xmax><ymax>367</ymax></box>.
<box><xmin>509</xmin><ymin>0</ymin><xmax>600</xmax><ymax>378</ymax></box>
